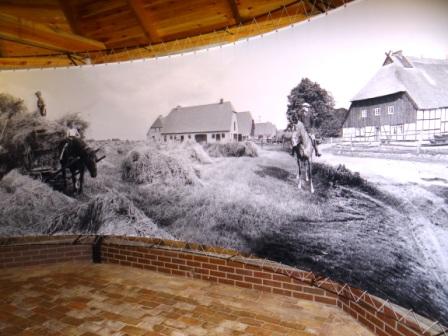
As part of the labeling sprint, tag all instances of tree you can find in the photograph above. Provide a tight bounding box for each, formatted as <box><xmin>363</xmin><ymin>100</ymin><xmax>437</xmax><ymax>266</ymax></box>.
<box><xmin>286</xmin><ymin>78</ymin><xmax>336</xmax><ymax>137</ymax></box>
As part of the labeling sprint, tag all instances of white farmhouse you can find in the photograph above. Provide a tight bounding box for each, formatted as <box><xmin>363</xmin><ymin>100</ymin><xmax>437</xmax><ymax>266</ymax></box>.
<box><xmin>160</xmin><ymin>100</ymin><xmax>239</xmax><ymax>143</ymax></box>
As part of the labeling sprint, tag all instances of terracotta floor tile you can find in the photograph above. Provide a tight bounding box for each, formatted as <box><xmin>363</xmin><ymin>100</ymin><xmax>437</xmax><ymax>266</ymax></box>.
<box><xmin>0</xmin><ymin>262</ymin><xmax>374</xmax><ymax>336</ymax></box>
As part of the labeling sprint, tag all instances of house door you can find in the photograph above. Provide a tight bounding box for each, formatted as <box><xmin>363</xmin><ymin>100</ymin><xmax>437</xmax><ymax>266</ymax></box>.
<box><xmin>195</xmin><ymin>134</ymin><xmax>207</xmax><ymax>143</ymax></box>
<box><xmin>216</xmin><ymin>134</ymin><xmax>221</xmax><ymax>141</ymax></box>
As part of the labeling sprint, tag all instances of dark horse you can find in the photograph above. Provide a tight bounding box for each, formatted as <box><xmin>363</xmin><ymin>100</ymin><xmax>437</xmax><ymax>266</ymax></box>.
<box><xmin>59</xmin><ymin>137</ymin><xmax>97</xmax><ymax>194</ymax></box>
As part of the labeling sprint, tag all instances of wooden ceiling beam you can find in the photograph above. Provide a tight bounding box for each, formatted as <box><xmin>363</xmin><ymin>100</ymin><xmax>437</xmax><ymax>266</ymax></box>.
<box><xmin>58</xmin><ymin>0</ymin><xmax>82</xmax><ymax>35</ymax></box>
<box><xmin>227</xmin><ymin>0</ymin><xmax>242</xmax><ymax>25</ymax></box>
<box><xmin>0</xmin><ymin>12</ymin><xmax>106</xmax><ymax>53</ymax></box>
<box><xmin>127</xmin><ymin>0</ymin><xmax>161</xmax><ymax>43</ymax></box>
<box><xmin>0</xmin><ymin>56</ymin><xmax>72</xmax><ymax>68</ymax></box>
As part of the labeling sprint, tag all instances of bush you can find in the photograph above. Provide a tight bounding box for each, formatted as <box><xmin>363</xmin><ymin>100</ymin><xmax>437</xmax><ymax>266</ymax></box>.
<box><xmin>121</xmin><ymin>147</ymin><xmax>197</xmax><ymax>185</ymax></box>
<box><xmin>204</xmin><ymin>141</ymin><xmax>258</xmax><ymax>158</ymax></box>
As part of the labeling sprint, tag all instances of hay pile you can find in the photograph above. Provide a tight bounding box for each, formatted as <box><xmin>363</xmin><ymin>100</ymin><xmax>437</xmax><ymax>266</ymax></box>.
<box><xmin>163</xmin><ymin>140</ymin><xmax>212</xmax><ymax>164</ymax></box>
<box><xmin>0</xmin><ymin>93</ymin><xmax>65</xmax><ymax>172</ymax></box>
<box><xmin>0</xmin><ymin>170</ymin><xmax>75</xmax><ymax>236</ymax></box>
<box><xmin>204</xmin><ymin>141</ymin><xmax>258</xmax><ymax>158</ymax></box>
<box><xmin>48</xmin><ymin>191</ymin><xmax>174</xmax><ymax>239</ymax></box>
<box><xmin>121</xmin><ymin>147</ymin><xmax>197</xmax><ymax>185</ymax></box>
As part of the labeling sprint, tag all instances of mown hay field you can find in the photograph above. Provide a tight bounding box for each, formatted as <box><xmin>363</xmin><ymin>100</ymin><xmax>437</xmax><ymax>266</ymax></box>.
<box><xmin>1</xmin><ymin>139</ymin><xmax>447</xmax><ymax>325</ymax></box>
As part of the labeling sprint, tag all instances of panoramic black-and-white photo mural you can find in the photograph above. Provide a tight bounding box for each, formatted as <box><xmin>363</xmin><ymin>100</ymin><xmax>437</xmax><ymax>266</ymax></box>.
<box><xmin>0</xmin><ymin>0</ymin><xmax>447</xmax><ymax>326</ymax></box>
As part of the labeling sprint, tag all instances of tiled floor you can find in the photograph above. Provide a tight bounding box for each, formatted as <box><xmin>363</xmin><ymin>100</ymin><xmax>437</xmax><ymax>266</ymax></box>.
<box><xmin>0</xmin><ymin>262</ymin><xmax>374</xmax><ymax>336</ymax></box>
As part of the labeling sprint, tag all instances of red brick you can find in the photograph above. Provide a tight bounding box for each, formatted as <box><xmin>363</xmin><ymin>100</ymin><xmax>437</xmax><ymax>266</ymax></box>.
<box><xmin>283</xmin><ymin>283</ymin><xmax>303</xmax><ymax>292</ymax></box>
<box><xmin>350</xmin><ymin>301</ymin><xmax>366</xmax><ymax>318</ymax></box>
<box><xmin>374</xmin><ymin>326</ymin><xmax>390</xmax><ymax>336</ymax></box>
<box><xmin>186</xmin><ymin>260</ymin><xmax>201</xmax><ymax>267</ymax></box>
<box><xmin>262</xmin><ymin>279</ymin><xmax>282</xmax><ymax>288</ymax></box>
<box><xmin>218</xmin><ymin>265</ymin><xmax>234</xmax><ymax>273</ymax></box>
<box><xmin>210</xmin><ymin>270</ymin><xmax>226</xmax><ymax>278</ymax></box>
<box><xmin>397</xmin><ymin>323</ymin><xmax>421</xmax><ymax>336</ymax></box>
<box><xmin>158</xmin><ymin>256</ymin><xmax>171</xmax><ymax>263</ymax></box>
<box><xmin>244</xmin><ymin>276</ymin><xmax>262</xmax><ymax>284</ymax></box>
<box><xmin>209</xmin><ymin>258</ymin><xmax>225</xmax><ymax>265</ymax></box>
<box><xmin>314</xmin><ymin>296</ymin><xmax>337</xmax><ymax>306</ymax></box>
<box><xmin>171</xmin><ymin>258</ymin><xmax>186</xmax><ymax>265</ymax></box>
<box><xmin>365</xmin><ymin>311</ymin><xmax>385</xmax><ymax>330</ymax></box>
<box><xmin>385</xmin><ymin>325</ymin><xmax>403</xmax><ymax>336</ymax></box>
<box><xmin>272</xmin><ymin>274</ymin><xmax>291</xmax><ymax>282</ymax></box>
<box><xmin>202</xmin><ymin>263</ymin><xmax>217</xmax><ymax>271</ymax></box>
<box><xmin>358</xmin><ymin>315</ymin><xmax>375</xmax><ymax>332</ymax></box>
<box><xmin>226</xmin><ymin>260</ymin><xmax>243</xmax><ymax>268</ymax></box>
<box><xmin>227</xmin><ymin>273</ymin><xmax>243</xmax><ymax>281</ymax></box>
<box><xmin>235</xmin><ymin>268</ymin><xmax>253</xmax><ymax>276</ymax></box>
<box><xmin>218</xmin><ymin>278</ymin><xmax>234</xmax><ymax>286</ymax></box>
<box><xmin>254</xmin><ymin>272</ymin><xmax>272</xmax><ymax>280</ymax></box>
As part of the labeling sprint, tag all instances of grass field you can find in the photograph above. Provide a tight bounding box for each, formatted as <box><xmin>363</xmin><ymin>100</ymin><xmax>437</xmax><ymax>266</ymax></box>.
<box><xmin>1</xmin><ymin>140</ymin><xmax>447</xmax><ymax>325</ymax></box>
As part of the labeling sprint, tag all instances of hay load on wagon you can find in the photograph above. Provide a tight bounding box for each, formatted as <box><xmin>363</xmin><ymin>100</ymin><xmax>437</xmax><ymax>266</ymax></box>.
<box><xmin>0</xmin><ymin>93</ymin><xmax>103</xmax><ymax>194</ymax></box>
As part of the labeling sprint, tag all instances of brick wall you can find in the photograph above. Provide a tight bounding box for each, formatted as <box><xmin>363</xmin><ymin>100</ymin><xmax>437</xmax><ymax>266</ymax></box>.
<box><xmin>0</xmin><ymin>236</ymin><xmax>92</xmax><ymax>268</ymax></box>
<box><xmin>102</xmin><ymin>238</ymin><xmax>441</xmax><ymax>336</ymax></box>
<box><xmin>0</xmin><ymin>235</ymin><xmax>443</xmax><ymax>336</ymax></box>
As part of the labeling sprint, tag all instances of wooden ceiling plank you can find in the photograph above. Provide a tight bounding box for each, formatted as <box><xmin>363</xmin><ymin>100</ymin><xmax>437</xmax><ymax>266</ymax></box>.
<box><xmin>127</xmin><ymin>0</ymin><xmax>161</xmax><ymax>43</ymax></box>
<box><xmin>58</xmin><ymin>0</ymin><xmax>82</xmax><ymax>35</ymax></box>
<box><xmin>227</xmin><ymin>0</ymin><xmax>242</xmax><ymax>24</ymax></box>
<box><xmin>0</xmin><ymin>12</ymin><xmax>106</xmax><ymax>52</ymax></box>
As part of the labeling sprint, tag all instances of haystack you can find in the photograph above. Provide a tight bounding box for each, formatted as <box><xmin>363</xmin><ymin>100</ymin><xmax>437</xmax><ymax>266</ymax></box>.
<box><xmin>163</xmin><ymin>140</ymin><xmax>212</xmax><ymax>164</ymax></box>
<box><xmin>47</xmin><ymin>191</ymin><xmax>174</xmax><ymax>239</ymax></box>
<box><xmin>204</xmin><ymin>141</ymin><xmax>258</xmax><ymax>158</ymax></box>
<box><xmin>121</xmin><ymin>147</ymin><xmax>197</xmax><ymax>185</ymax></box>
<box><xmin>0</xmin><ymin>170</ymin><xmax>74</xmax><ymax>236</ymax></box>
<box><xmin>0</xmin><ymin>93</ymin><xmax>65</xmax><ymax>171</ymax></box>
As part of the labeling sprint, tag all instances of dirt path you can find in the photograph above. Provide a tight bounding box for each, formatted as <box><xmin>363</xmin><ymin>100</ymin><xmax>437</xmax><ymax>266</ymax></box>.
<box><xmin>245</xmin><ymin>149</ymin><xmax>448</xmax><ymax>325</ymax></box>
<box><xmin>316</xmin><ymin>152</ymin><xmax>448</xmax><ymax>286</ymax></box>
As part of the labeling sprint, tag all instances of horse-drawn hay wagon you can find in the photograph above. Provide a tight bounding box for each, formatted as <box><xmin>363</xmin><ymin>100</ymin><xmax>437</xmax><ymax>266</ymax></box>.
<box><xmin>17</xmin><ymin>128</ymin><xmax>104</xmax><ymax>194</ymax></box>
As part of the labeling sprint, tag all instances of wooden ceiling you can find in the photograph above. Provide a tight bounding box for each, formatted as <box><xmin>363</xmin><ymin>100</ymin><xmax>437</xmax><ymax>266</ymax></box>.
<box><xmin>0</xmin><ymin>0</ymin><xmax>352</xmax><ymax>69</ymax></box>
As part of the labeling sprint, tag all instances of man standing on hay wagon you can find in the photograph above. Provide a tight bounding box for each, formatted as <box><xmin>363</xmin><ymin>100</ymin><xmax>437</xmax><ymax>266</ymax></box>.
<box><xmin>35</xmin><ymin>91</ymin><xmax>46</xmax><ymax>117</ymax></box>
<box><xmin>290</xmin><ymin>102</ymin><xmax>321</xmax><ymax>158</ymax></box>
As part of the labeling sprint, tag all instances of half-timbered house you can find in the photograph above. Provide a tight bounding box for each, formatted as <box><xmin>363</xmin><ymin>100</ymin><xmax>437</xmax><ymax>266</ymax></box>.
<box><xmin>343</xmin><ymin>51</ymin><xmax>448</xmax><ymax>141</ymax></box>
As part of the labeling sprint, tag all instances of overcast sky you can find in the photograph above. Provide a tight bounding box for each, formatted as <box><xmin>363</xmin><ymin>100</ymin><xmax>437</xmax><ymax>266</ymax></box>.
<box><xmin>0</xmin><ymin>0</ymin><xmax>447</xmax><ymax>140</ymax></box>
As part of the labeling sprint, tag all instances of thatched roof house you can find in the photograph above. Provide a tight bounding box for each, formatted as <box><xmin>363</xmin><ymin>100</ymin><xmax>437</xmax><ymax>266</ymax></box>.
<box><xmin>343</xmin><ymin>51</ymin><xmax>448</xmax><ymax>141</ymax></box>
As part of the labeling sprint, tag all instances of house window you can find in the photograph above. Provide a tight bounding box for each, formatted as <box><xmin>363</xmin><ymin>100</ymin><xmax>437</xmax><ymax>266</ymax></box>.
<box><xmin>361</xmin><ymin>110</ymin><xmax>367</xmax><ymax>118</ymax></box>
<box><xmin>374</xmin><ymin>107</ymin><xmax>381</xmax><ymax>116</ymax></box>
<box><xmin>212</xmin><ymin>134</ymin><xmax>215</xmax><ymax>138</ymax></box>
<box><xmin>234</xmin><ymin>122</ymin><xmax>236</xmax><ymax>131</ymax></box>
<box><xmin>164</xmin><ymin>136</ymin><xmax>167</xmax><ymax>142</ymax></box>
<box><xmin>170</xmin><ymin>136</ymin><xmax>173</xmax><ymax>140</ymax></box>
<box><xmin>222</xmin><ymin>133</ymin><xmax>225</xmax><ymax>138</ymax></box>
<box><xmin>387</xmin><ymin>106</ymin><xmax>394</xmax><ymax>115</ymax></box>
<box><xmin>188</xmin><ymin>135</ymin><xmax>191</xmax><ymax>139</ymax></box>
